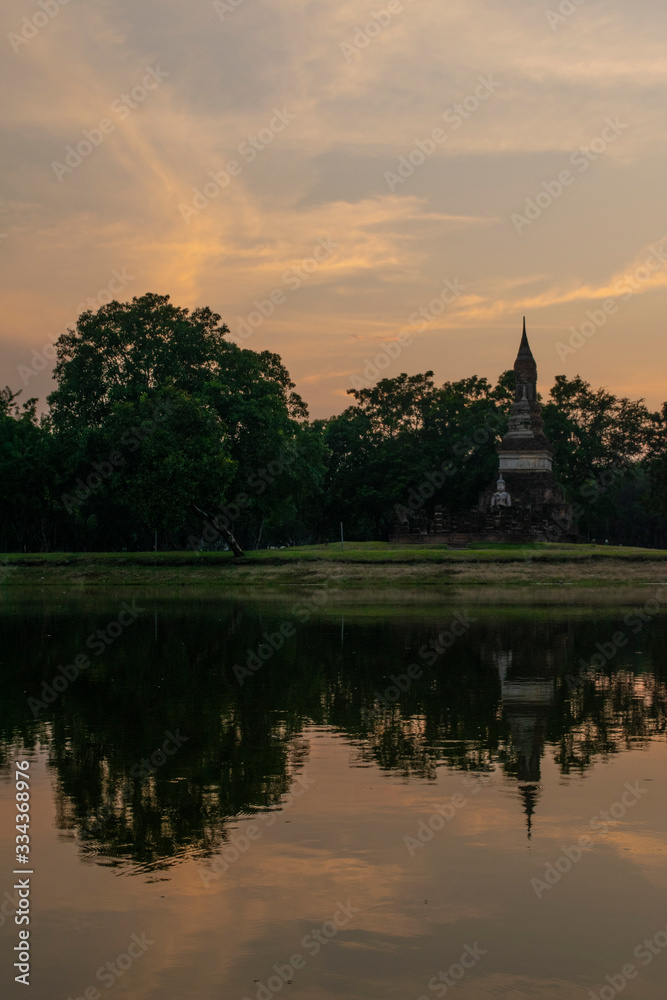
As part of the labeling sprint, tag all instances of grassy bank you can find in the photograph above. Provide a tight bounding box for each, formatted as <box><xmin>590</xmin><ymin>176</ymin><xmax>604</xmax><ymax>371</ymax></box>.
<box><xmin>3</xmin><ymin>542</ymin><xmax>667</xmax><ymax>588</ymax></box>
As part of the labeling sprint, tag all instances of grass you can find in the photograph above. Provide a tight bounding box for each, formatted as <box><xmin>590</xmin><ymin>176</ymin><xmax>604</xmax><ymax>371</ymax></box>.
<box><xmin>3</xmin><ymin>540</ymin><xmax>667</xmax><ymax>565</ymax></box>
<box><xmin>3</xmin><ymin>542</ymin><xmax>667</xmax><ymax>589</ymax></box>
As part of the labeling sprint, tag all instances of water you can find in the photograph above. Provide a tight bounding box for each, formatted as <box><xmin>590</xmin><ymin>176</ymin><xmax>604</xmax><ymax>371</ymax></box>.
<box><xmin>1</xmin><ymin>590</ymin><xmax>666</xmax><ymax>999</ymax></box>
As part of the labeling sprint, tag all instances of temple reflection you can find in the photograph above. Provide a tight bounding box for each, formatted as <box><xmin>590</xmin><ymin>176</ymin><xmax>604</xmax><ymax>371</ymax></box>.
<box><xmin>495</xmin><ymin>649</ymin><xmax>555</xmax><ymax>837</ymax></box>
<box><xmin>1</xmin><ymin>599</ymin><xmax>666</xmax><ymax>870</ymax></box>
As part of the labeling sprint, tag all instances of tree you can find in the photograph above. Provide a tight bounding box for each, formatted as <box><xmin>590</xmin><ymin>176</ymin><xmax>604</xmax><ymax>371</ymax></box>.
<box><xmin>541</xmin><ymin>374</ymin><xmax>664</xmax><ymax>543</ymax></box>
<box><xmin>105</xmin><ymin>389</ymin><xmax>235</xmax><ymax>548</ymax></box>
<box><xmin>321</xmin><ymin>372</ymin><xmax>508</xmax><ymax>539</ymax></box>
<box><xmin>0</xmin><ymin>388</ymin><xmax>59</xmax><ymax>552</ymax></box>
<box><xmin>48</xmin><ymin>293</ymin><xmax>231</xmax><ymax>429</ymax></box>
<box><xmin>48</xmin><ymin>294</ymin><xmax>309</xmax><ymax>550</ymax></box>
<box><xmin>6</xmin><ymin>300</ymin><xmax>667</xmax><ymax>551</ymax></box>
<box><xmin>646</xmin><ymin>402</ymin><xmax>667</xmax><ymax>531</ymax></box>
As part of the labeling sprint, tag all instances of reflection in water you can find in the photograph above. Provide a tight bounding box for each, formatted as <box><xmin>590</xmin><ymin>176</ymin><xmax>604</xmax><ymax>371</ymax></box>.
<box><xmin>1</xmin><ymin>597</ymin><xmax>666</xmax><ymax>871</ymax></box>
<box><xmin>495</xmin><ymin>649</ymin><xmax>554</xmax><ymax>837</ymax></box>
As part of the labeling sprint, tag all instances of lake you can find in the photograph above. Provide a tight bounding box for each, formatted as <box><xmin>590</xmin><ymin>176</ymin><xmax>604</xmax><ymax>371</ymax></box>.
<box><xmin>1</xmin><ymin>589</ymin><xmax>666</xmax><ymax>1000</ymax></box>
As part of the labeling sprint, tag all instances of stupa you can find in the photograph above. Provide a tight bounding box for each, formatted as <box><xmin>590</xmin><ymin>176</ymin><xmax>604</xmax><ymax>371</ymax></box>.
<box><xmin>391</xmin><ymin>320</ymin><xmax>576</xmax><ymax>545</ymax></box>
<box><xmin>479</xmin><ymin>318</ymin><xmax>572</xmax><ymax>527</ymax></box>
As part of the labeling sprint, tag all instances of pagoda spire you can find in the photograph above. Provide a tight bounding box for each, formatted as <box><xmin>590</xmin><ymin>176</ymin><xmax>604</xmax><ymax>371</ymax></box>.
<box><xmin>520</xmin><ymin>783</ymin><xmax>539</xmax><ymax>840</ymax></box>
<box><xmin>513</xmin><ymin>317</ymin><xmax>537</xmax><ymax>398</ymax></box>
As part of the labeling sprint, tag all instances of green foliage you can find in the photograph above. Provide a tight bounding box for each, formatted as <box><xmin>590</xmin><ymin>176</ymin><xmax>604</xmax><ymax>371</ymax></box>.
<box><xmin>106</xmin><ymin>389</ymin><xmax>235</xmax><ymax>541</ymax></box>
<box><xmin>0</xmin><ymin>389</ymin><xmax>60</xmax><ymax>551</ymax></box>
<box><xmin>543</xmin><ymin>375</ymin><xmax>658</xmax><ymax>486</ymax></box>
<box><xmin>48</xmin><ymin>293</ymin><xmax>231</xmax><ymax>429</ymax></box>
<box><xmin>2</xmin><ymin>292</ymin><xmax>667</xmax><ymax>550</ymax></box>
<box><xmin>542</xmin><ymin>375</ymin><xmax>665</xmax><ymax>544</ymax></box>
<box><xmin>321</xmin><ymin>372</ymin><xmax>508</xmax><ymax>539</ymax></box>
<box><xmin>0</xmin><ymin>296</ymin><xmax>309</xmax><ymax>550</ymax></box>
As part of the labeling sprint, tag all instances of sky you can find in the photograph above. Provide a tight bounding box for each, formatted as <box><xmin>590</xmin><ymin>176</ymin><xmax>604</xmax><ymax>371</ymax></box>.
<box><xmin>2</xmin><ymin>0</ymin><xmax>667</xmax><ymax>419</ymax></box>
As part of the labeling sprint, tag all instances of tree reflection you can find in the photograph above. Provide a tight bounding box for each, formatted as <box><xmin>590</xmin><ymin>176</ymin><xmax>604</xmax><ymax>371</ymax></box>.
<box><xmin>1</xmin><ymin>598</ymin><xmax>665</xmax><ymax>869</ymax></box>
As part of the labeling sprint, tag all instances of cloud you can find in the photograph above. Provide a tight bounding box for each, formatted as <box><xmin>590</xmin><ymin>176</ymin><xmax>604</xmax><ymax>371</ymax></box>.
<box><xmin>2</xmin><ymin>0</ymin><xmax>667</xmax><ymax>415</ymax></box>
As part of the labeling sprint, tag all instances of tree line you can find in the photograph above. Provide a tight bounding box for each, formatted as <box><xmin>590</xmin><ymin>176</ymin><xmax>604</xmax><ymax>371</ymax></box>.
<box><xmin>2</xmin><ymin>292</ymin><xmax>667</xmax><ymax>552</ymax></box>
<box><xmin>3</xmin><ymin>597</ymin><xmax>666</xmax><ymax>865</ymax></box>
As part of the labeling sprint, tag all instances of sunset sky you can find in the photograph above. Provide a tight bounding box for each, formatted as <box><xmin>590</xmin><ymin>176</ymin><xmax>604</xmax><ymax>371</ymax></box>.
<box><xmin>2</xmin><ymin>0</ymin><xmax>666</xmax><ymax>418</ymax></box>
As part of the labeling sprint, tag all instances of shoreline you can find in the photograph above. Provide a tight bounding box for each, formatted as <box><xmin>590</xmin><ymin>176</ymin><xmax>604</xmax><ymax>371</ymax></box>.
<box><xmin>2</xmin><ymin>543</ymin><xmax>667</xmax><ymax>589</ymax></box>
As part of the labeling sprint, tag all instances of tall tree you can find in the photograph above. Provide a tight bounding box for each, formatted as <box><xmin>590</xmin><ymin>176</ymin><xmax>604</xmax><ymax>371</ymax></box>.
<box><xmin>48</xmin><ymin>294</ymin><xmax>309</xmax><ymax>550</ymax></box>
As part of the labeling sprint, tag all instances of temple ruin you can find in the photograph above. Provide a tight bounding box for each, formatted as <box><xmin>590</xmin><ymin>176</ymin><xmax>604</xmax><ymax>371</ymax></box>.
<box><xmin>392</xmin><ymin>320</ymin><xmax>576</xmax><ymax>545</ymax></box>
